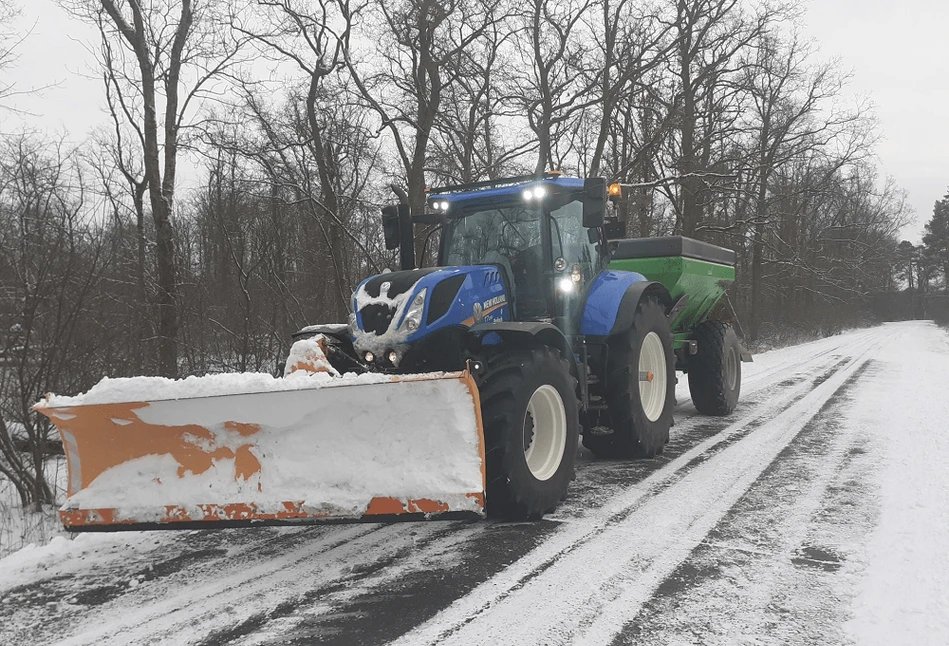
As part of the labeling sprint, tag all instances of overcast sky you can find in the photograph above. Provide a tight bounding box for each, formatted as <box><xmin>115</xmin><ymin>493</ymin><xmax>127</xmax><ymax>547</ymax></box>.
<box><xmin>3</xmin><ymin>0</ymin><xmax>947</xmax><ymax>243</ymax></box>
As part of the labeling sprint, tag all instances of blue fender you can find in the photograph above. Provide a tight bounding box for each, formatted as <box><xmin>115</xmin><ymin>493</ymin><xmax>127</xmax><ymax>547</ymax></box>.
<box><xmin>468</xmin><ymin>321</ymin><xmax>578</xmax><ymax>376</ymax></box>
<box><xmin>581</xmin><ymin>270</ymin><xmax>672</xmax><ymax>337</ymax></box>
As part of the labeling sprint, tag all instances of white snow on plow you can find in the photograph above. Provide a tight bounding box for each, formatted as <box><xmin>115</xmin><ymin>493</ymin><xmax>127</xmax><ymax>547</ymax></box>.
<box><xmin>38</xmin><ymin>371</ymin><xmax>485</xmax><ymax>521</ymax></box>
<box><xmin>36</xmin><ymin>367</ymin><xmax>398</xmax><ymax>408</ymax></box>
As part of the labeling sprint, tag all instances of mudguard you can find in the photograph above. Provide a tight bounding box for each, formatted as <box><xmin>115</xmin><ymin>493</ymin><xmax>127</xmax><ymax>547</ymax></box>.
<box><xmin>580</xmin><ymin>270</ymin><xmax>672</xmax><ymax>338</ymax></box>
<box><xmin>468</xmin><ymin>321</ymin><xmax>576</xmax><ymax>373</ymax></box>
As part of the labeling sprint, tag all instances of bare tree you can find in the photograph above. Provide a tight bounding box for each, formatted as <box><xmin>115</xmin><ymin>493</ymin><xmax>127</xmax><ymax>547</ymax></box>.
<box><xmin>661</xmin><ymin>0</ymin><xmax>777</xmax><ymax>236</ymax></box>
<box><xmin>0</xmin><ymin>135</ymin><xmax>111</xmax><ymax>509</ymax></box>
<box><xmin>232</xmin><ymin>0</ymin><xmax>367</xmax><ymax>316</ymax></box>
<box><xmin>84</xmin><ymin>54</ymin><xmax>155</xmax><ymax>373</ymax></box>
<box><xmin>740</xmin><ymin>30</ymin><xmax>871</xmax><ymax>338</ymax></box>
<box><xmin>0</xmin><ymin>3</ymin><xmax>30</xmax><ymax>110</ymax></box>
<box><xmin>428</xmin><ymin>18</ymin><xmax>526</xmax><ymax>183</ymax></box>
<box><xmin>343</xmin><ymin>0</ymin><xmax>503</xmax><ymax>229</ymax></box>
<box><xmin>584</xmin><ymin>0</ymin><xmax>673</xmax><ymax>178</ymax></box>
<box><xmin>61</xmin><ymin>0</ymin><xmax>245</xmax><ymax>377</ymax></box>
<box><xmin>510</xmin><ymin>0</ymin><xmax>601</xmax><ymax>174</ymax></box>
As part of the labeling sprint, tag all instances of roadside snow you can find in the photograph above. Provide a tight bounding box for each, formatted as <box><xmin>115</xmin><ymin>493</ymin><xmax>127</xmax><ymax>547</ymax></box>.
<box><xmin>0</xmin><ymin>460</ymin><xmax>69</xmax><ymax>559</ymax></box>
<box><xmin>845</xmin><ymin>322</ymin><xmax>949</xmax><ymax>644</ymax></box>
<box><xmin>0</xmin><ymin>530</ymin><xmax>169</xmax><ymax>595</ymax></box>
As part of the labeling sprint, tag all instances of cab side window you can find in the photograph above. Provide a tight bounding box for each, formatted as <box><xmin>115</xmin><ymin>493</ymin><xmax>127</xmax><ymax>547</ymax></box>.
<box><xmin>549</xmin><ymin>200</ymin><xmax>599</xmax><ymax>284</ymax></box>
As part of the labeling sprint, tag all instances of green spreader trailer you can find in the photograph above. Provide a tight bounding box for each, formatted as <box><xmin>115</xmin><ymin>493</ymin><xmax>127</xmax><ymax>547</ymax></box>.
<box><xmin>608</xmin><ymin>235</ymin><xmax>751</xmax><ymax>417</ymax></box>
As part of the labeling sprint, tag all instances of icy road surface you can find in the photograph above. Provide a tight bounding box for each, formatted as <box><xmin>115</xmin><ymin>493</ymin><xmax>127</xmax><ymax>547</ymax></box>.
<box><xmin>1</xmin><ymin>321</ymin><xmax>947</xmax><ymax>645</ymax></box>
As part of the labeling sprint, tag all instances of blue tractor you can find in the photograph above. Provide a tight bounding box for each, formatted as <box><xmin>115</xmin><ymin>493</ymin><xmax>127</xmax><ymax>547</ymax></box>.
<box><xmin>297</xmin><ymin>173</ymin><xmax>746</xmax><ymax>520</ymax></box>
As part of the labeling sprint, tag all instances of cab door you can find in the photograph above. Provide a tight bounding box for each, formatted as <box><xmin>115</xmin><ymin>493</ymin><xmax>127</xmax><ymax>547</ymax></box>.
<box><xmin>546</xmin><ymin>199</ymin><xmax>604</xmax><ymax>332</ymax></box>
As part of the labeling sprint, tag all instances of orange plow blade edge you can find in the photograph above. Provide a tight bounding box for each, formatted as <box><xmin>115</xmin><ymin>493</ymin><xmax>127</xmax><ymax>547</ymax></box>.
<box><xmin>34</xmin><ymin>371</ymin><xmax>486</xmax><ymax>531</ymax></box>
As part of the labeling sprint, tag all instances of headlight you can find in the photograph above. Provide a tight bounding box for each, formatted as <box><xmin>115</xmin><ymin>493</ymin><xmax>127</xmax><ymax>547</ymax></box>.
<box><xmin>400</xmin><ymin>288</ymin><xmax>427</xmax><ymax>332</ymax></box>
<box><xmin>558</xmin><ymin>277</ymin><xmax>575</xmax><ymax>293</ymax></box>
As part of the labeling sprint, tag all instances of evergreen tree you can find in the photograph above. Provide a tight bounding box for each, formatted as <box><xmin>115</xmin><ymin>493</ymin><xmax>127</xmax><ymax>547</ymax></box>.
<box><xmin>922</xmin><ymin>192</ymin><xmax>949</xmax><ymax>289</ymax></box>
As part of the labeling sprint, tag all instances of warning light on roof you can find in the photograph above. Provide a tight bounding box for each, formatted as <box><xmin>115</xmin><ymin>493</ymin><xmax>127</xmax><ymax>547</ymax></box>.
<box><xmin>608</xmin><ymin>183</ymin><xmax>623</xmax><ymax>197</ymax></box>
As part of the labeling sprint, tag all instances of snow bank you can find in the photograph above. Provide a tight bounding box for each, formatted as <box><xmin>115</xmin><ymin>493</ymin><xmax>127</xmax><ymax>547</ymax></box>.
<box><xmin>844</xmin><ymin>322</ymin><xmax>949</xmax><ymax>644</ymax></box>
<box><xmin>0</xmin><ymin>459</ymin><xmax>68</xmax><ymax>560</ymax></box>
<box><xmin>0</xmin><ymin>529</ymin><xmax>169</xmax><ymax>594</ymax></box>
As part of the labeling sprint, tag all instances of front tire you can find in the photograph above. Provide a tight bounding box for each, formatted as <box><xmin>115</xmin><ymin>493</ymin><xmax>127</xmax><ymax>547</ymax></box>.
<box><xmin>688</xmin><ymin>320</ymin><xmax>741</xmax><ymax>415</ymax></box>
<box><xmin>479</xmin><ymin>345</ymin><xmax>580</xmax><ymax>519</ymax></box>
<box><xmin>583</xmin><ymin>295</ymin><xmax>675</xmax><ymax>458</ymax></box>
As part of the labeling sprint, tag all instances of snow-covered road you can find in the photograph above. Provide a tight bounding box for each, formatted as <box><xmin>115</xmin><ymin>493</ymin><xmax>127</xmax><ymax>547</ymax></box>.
<box><xmin>1</xmin><ymin>321</ymin><xmax>947</xmax><ymax>645</ymax></box>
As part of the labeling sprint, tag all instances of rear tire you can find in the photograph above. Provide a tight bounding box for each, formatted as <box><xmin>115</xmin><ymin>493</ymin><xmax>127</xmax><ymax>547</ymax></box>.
<box><xmin>688</xmin><ymin>320</ymin><xmax>741</xmax><ymax>415</ymax></box>
<box><xmin>583</xmin><ymin>295</ymin><xmax>675</xmax><ymax>458</ymax></box>
<box><xmin>479</xmin><ymin>345</ymin><xmax>579</xmax><ymax>519</ymax></box>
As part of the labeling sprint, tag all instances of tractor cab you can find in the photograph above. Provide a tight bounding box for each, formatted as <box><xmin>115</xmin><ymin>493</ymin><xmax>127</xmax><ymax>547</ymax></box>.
<box><xmin>384</xmin><ymin>174</ymin><xmax>609</xmax><ymax>332</ymax></box>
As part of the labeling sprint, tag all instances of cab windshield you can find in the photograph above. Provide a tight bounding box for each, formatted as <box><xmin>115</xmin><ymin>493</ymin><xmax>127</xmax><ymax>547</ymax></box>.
<box><xmin>442</xmin><ymin>205</ymin><xmax>543</xmax><ymax>269</ymax></box>
<box><xmin>442</xmin><ymin>205</ymin><xmax>546</xmax><ymax>317</ymax></box>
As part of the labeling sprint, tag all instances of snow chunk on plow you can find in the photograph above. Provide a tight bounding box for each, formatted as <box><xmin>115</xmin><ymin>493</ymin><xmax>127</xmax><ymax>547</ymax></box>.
<box><xmin>35</xmin><ymin>370</ymin><xmax>486</xmax><ymax>531</ymax></box>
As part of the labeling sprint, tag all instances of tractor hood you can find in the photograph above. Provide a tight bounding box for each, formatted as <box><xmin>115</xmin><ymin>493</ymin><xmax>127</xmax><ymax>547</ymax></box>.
<box><xmin>351</xmin><ymin>265</ymin><xmax>509</xmax><ymax>361</ymax></box>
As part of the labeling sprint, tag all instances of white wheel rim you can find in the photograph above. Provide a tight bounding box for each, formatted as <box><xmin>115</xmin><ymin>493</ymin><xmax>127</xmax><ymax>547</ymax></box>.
<box><xmin>639</xmin><ymin>332</ymin><xmax>667</xmax><ymax>422</ymax></box>
<box><xmin>726</xmin><ymin>345</ymin><xmax>738</xmax><ymax>391</ymax></box>
<box><xmin>524</xmin><ymin>385</ymin><xmax>567</xmax><ymax>481</ymax></box>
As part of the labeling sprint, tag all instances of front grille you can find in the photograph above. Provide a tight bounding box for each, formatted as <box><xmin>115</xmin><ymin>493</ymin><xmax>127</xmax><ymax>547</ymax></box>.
<box><xmin>427</xmin><ymin>274</ymin><xmax>466</xmax><ymax>325</ymax></box>
<box><xmin>359</xmin><ymin>303</ymin><xmax>396</xmax><ymax>335</ymax></box>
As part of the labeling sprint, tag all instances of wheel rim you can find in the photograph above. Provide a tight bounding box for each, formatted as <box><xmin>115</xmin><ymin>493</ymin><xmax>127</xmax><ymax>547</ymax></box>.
<box><xmin>523</xmin><ymin>384</ymin><xmax>567</xmax><ymax>481</ymax></box>
<box><xmin>638</xmin><ymin>332</ymin><xmax>667</xmax><ymax>423</ymax></box>
<box><xmin>726</xmin><ymin>345</ymin><xmax>738</xmax><ymax>391</ymax></box>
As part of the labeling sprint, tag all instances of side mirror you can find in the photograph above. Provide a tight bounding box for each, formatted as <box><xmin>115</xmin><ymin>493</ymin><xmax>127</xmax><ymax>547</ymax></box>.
<box><xmin>381</xmin><ymin>202</ymin><xmax>416</xmax><ymax>270</ymax></box>
<box><xmin>381</xmin><ymin>205</ymin><xmax>401</xmax><ymax>250</ymax></box>
<box><xmin>582</xmin><ymin>177</ymin><xmax>606</xmax><ymax>228</ymax></box>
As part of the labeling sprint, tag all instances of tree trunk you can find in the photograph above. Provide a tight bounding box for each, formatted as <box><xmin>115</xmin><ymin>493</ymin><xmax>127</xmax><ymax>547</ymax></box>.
<box><xmin>133</xmin><ymin>182</ymin><xmax>148</xmax><ymax>374</ymax></box>
<box><xmin>750</xmin><ymin>223</ymin><xmax>763</xmax><ymax>341</ymax></box>
<box><xmin>102</xmin><ymin>0</ymin><xmax>187</xmax><ymax>378</ymax></box>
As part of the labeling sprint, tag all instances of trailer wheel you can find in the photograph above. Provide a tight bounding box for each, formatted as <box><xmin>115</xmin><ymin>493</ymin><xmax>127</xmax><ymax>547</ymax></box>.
<box><xmin>688</xmin><ymin>320</ymin><xmax>741</xmax><ymax>415</ymax></box>
<box><xmin>583</xmin><ymin>295</ymin><xmax>675</xmax><ymax>458</ymax></box>
<box><xmin>478</xmin><ymin>345</ymin><xmax>579</xmax><ymax>519</ymax></box>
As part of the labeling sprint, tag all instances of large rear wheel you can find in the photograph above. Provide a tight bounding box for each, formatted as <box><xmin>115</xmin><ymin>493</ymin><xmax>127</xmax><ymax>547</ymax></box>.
<box><xmin>583</xmin><ymin>295</ymin><xmax>675</xmax><ymax>458</ymax></box>
<box><xmin>479</xmin><ymin>345</ymin><xmax>579</xmax><ymax>519</ymax></box>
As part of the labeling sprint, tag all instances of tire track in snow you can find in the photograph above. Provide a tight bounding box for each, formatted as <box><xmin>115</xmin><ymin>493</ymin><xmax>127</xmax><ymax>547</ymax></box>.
<box><xmin>222</xmin><ymin>520</ymin><xmax>557</xmax><ymax>646</ymax></box>
<box><xmin>50</xmin><ymin>524</ymin><xmax>404</xmax><ymax>646</ymax></box>
<box><xmin>616</xmin><ymin>362</ymin><xmax>880</xmax><ymax>645</ymax></box>
<box><xmin>207</xmin><ymin>333</ymin><xmax>872</xmax><ymax>644</ymax></box>
<box><xmin>567</xmin><ymin>336</ymin><xmax>892</xmax><ymax>646</ymax></box>
<box><xmin>389</xmin><ymin>329</ymin><xmax>892</xmax><ymax>646</ymax></box>
<box><xmin>559</xmin><ymin>333</ymin><xmax>871</xmax><ymax>521</ymax></box>
<box><xmin>0</xmin><ymin>329</ymin><xmax>880</xmax><ymax>646</ymax></box>
<box><xmin>194</xmin><ymin>522</ymin><xmax>502</xmax><ymax>646</ymax></box>
<box><xmin>0</xmin><ymin>525</ymin><xmax>331</xmax><ymax>644</ymax></box>
<box><xmin>161</xmin><ymin>336</ymin><xmax>860</xmax><ymax>645</ymax></box>
<box><xmin>671</xmin><ymin>328</ymin><xmax>878</xmax><ymax>412</ymax></box>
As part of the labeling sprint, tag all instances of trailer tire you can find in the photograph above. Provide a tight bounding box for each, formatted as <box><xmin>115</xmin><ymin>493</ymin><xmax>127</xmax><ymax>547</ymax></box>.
<box><xmin>688</xmin><ymin>320</ymin><xmax>741</xmax><ymax>415</ymax></box>
<box><xmin>584</xmin><ymin>295</ymin><xmax>675</xmax><ymax>459</ymax></box>
<box><xmin>478</xmin><ymin>345</ymin><xmax>579</xmax><ymax>519</ymax></box>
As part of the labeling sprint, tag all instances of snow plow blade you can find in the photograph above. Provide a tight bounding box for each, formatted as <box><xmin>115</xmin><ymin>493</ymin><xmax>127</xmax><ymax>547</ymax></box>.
<box><xmin>35</xmin><ymin>371</ymin><xmax>486</xmax><ymax>531</ymax></box>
